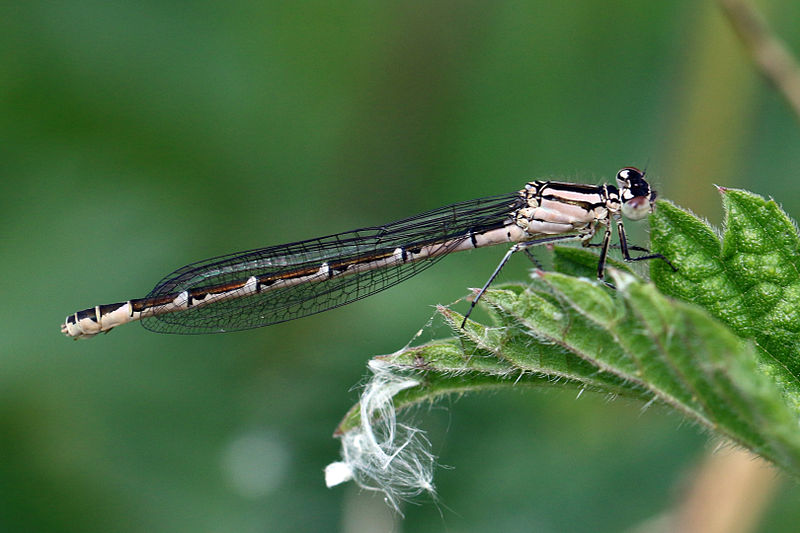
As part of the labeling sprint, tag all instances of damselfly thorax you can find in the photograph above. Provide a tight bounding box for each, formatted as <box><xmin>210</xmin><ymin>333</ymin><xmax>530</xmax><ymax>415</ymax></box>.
<box><xmin>62</xmin><ymin>167</ymin><xmax>674</xmax><ymax>339</ymax></box>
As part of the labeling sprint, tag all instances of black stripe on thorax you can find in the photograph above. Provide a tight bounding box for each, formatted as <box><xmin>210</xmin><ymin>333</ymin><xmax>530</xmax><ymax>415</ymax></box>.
<box><xmin>539</xmin><ymin>181</ymin><xmax>606</xmax><ymax>195</ymax></box>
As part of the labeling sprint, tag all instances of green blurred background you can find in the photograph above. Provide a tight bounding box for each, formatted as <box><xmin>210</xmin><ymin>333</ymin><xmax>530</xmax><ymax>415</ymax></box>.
<box><xmin>3</xmin><ymin>1</ymin><xmax>800</xmax><ymax>531</ymax></box>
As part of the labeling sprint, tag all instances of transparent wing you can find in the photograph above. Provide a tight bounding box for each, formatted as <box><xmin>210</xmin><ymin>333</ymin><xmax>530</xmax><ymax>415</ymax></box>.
<box><xmin>140</xmin><ymin>192</ymin><xmax>522</xmax><ymax>334</ymax></box>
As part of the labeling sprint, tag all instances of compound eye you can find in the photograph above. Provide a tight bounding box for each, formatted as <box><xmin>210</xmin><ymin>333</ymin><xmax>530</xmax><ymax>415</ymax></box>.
<box><xmin>616</xmin><ymin>167</ymin><xmax>644</xmax><ymax>188</ymax></box>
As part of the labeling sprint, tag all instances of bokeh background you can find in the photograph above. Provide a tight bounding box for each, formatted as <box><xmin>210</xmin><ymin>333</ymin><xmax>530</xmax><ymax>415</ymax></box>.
<box><xmin>3</xmin><ymin>1</ymin><xmax>800</xmax><ymax>531</ymax></box>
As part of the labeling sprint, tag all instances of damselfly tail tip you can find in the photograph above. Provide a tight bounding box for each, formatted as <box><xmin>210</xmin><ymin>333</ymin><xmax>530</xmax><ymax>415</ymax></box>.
<box><xmin>61</xmin><ymin>312</ymin><xmax>109</xmax><ymax>340</ymax></box>
<box><xmin>61</xmin><ymin>302</ymin><xmax>135</xmax><ymax>340</ymax></box>
<box><xmin>61</xmin><ymin>316</ymin><xmax>93</xmax><ymax>340</ymax></box>
<box><xmin>715</xmin><ymin>184</ymin><xmax>729</xmax><ymax>193</ymax></box>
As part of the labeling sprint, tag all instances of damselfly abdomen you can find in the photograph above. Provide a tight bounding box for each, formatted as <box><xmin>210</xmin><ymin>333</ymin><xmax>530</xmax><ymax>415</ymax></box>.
<box><xmin>62</xmin><ymin>167</ymin><xmax>674</xmax><ymax>339</ymax></box>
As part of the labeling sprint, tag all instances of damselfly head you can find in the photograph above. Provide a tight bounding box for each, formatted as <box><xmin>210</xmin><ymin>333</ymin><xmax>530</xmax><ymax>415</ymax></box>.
<box><xmin>616</xmin><ymin>167</ymin><xmax>655</xmax><ymax>221</ymax></box>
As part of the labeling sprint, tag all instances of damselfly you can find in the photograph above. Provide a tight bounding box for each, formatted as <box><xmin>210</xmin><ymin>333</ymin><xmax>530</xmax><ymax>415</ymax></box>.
<box><xmin>62</xmin><ymin>167</ymin><xmax>675</xmax><ymax>339</ymax></box>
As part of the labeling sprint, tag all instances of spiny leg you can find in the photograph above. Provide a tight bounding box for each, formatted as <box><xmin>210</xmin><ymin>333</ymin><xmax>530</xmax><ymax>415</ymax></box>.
<box><xmin>461</xmin><ymin>233</ymin><xmax>583</xmax><ymax>327</ymax></box>
<box><xmin>615</xmin><ymin>219</ymin><xmax>677</xmax><ymax>271</ymax></box>
<box><xmin>587</xmin><ymin>241</ymin><xmax>651</xmax><ymax>254</ymax></box>
<box><xmin>595</xmin><ymin>225</ymin><xmax>613</xmax><ymax>281</ymax></box>
<box><xmin>586</xmin><ymin>220</ymin><xmax>677</xmax><ymax>276</ymax></box>
<box><xmin>522</xmin><ymin>248</ymin><xmax>542</xmax><ymax>269</ymax></box>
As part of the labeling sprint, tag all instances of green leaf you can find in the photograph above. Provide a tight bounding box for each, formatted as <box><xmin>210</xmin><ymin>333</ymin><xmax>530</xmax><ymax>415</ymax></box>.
<box><xmin>334</xmin><ymin>305</ymin><xmax>652</xmax><ymax>436</ymax></box>
<box><xmin>334</xmin><ymin>188</ymin><xmax>800</xmax><ymax>482</ymax></box>
<box><xmin>651</xmin><ymin>192</ymin><xmax>800</xmax><ymax>412</ymax></box>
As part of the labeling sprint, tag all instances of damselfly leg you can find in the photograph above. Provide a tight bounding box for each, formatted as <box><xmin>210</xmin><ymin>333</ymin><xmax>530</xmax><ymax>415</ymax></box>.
<box><xmin>460</xmin><ymin>216</ymin><xmax>676</xmax><ymax>327</ymax></box>
<box><xmin>461</xmin><ymin>233</ymin><xmax>586</xmax><ymax>327</ymax></box>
